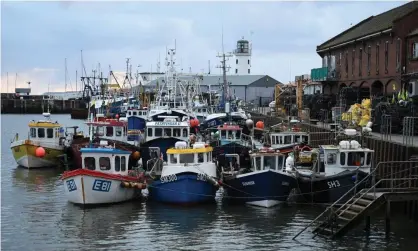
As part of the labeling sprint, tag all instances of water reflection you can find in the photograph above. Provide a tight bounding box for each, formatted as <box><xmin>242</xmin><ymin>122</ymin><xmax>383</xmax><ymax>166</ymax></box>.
<box><xmin>58</xmin><ymin>201</ymin><xmax>145</xmax><ymax>250</ymax></box>
<box><xmin>12</xmin><ymin>166</ymin><xmax>62</xmax><ymax>192</ymax></box>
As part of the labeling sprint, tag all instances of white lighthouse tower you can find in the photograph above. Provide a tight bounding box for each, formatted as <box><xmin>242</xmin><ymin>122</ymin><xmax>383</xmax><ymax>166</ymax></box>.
<box><xmin>233</xmin><ymin>37</ymin><xmax>252</xmax><ymax>75</ymax></box>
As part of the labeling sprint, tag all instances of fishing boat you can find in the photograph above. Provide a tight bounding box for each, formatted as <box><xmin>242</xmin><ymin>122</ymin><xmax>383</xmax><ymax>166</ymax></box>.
<box><xmin>140</xmin><ymin>117</ymin><xmax>191</xmax><ymax>167</ymax></box>
<box><xmin>146</xmin><ymin>141</ymin><xmax>219</xmax><ymax>204</ymax></box>
<box><xmin>68</xmin><ymin>115</ymin><xmax>142</xmax><ymax>170</ymax></box>
<box><xmin>220</xmin><ymin>147</ymin><xmax>297</xmax><ymax>208</ymax></box>
<box><xmin>290</xmin><ymin>129</ymin><xmax>374</xmax><ymax>204</ymax></box>
<box><xmin>10</xmin><ymin>112</ymin><xmax>74</xmax><ymax>168</ymax></box>
<box><xmin>126</xmin><ymin>107</ymin><xmax>148</xmax><ymax>146</ymax></box>
<box><xmin>61</xmin><ymin>140</ymin><xmax>146</xmax><ymax>206</ymax></box>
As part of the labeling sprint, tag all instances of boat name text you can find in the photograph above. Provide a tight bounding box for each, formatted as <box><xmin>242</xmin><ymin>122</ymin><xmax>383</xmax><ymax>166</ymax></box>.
<box><xmin>197</xmin><ymin>173</ymin><xmax>207</xmax><ymax>182</ymax></box>
<box><xmin>155</xmin><ymin>122</ymin><xmax>181</xmax><ymax>126</ymax></box>
<box><xmin>327</xmin><ymin>180</ymin><xmax>341</xmax><ymax>189</ymax></box>
<box><xmin>92</xmin><ymin>179</ymin><xmax>112</xmax><ymax>192</ymax></box>
<box><xmin>66</xmin><ymin>179</ymin><xmax>77</xmax><ymax>192</ymax></box>
<box><xmin>242</xmin><ymin>181</ymin><xmax>255</xmax><ymax>186</ymax></box>
<box><xmin>160</xmin><ymin>174</ymin><xmax>178</xmax><ymax>183</ymax></box>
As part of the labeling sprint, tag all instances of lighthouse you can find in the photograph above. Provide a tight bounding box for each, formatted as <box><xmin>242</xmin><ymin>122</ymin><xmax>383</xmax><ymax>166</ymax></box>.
<box><xmin>233</xmin><ymin>37</ymin><xmax>252</xmax><ymax>75</ymax></box>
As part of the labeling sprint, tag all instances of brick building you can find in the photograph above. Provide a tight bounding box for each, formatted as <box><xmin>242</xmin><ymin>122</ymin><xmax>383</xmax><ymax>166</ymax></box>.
<box><xmin>311</xmin><ymin>1</ymin><xmax>418</xmax><ymax>100</ymax></box>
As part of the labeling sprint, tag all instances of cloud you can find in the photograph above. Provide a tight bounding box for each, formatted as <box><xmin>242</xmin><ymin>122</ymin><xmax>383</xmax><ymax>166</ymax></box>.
<box><xmin>1</xmin><ymin>1</ymin><xmax>407</xmax><ymax>95</ymax></box>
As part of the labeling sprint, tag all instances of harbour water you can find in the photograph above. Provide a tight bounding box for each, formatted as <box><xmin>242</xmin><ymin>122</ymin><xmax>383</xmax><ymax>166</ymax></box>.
<box><xmin>1</xmin><ymin>114</ymin><xmax>417</xmax><ymax>251</ymax></box>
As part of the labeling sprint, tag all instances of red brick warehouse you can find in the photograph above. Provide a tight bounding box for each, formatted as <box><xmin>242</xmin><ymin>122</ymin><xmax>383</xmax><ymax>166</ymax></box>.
<box><xmin>311</xmin><ymin>1</ymin><xmax>418</xmax><ymax>100</ymax></box>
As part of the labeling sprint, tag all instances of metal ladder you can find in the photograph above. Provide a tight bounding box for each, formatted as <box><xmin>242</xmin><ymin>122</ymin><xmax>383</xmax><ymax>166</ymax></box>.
<box><xmin>293</xmin><ymin>161</ymin><xmax>418</xmax><ymax>240</ymax></box>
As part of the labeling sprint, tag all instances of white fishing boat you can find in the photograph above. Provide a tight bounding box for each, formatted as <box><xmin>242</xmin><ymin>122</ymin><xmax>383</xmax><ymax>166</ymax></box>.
<box><xmin>61</xmin><ymin>140</ymin><xmax>146</xmax><ymax>206</ymax></box>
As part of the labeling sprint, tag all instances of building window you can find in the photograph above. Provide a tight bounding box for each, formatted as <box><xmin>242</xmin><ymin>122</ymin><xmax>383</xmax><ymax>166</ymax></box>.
<box><xmin>345</xmin><ymin>51</ymin><xmax>348</xmax><ymax>76</ymax></box>
<box><xmin>396</xmin><ymin>38</ymin><xmax>401</xmax><ymax>71</ymax></box>
<box><xmin>339</xmin><ymin>52</ymin><xmax>342</xmax><ymax>66</ymax></box>
<box><xmin>323</xmin><ymin>56</ymin><xmax>328</xmax><ymax>67</ymax></box>
<box><xmin>367</xmin><ymin>46</ymin><xmax>371</xmax><ymax>75</ymax></box>
<box><xmin>248</xmin><ymin>59</ymin><xmax>250</xmax><ymax>65</ymax></box>
<box><xmin>359</xmin><ymin>47</ymin><xmax>363</xmax><ymax>76</ymax></box>
<box><xmin>236</xmin><ymin>59</ymin><xmax>238</xmax><ymax>64</ymax></box>
<box><xmin>385</xmin><ymin>41</ymin><xmax>389</xmax><ymax>72</ymax></box>
<box><xmin>376</xmin><ymin>44</ymin><xmax>380</xmax><ymax>74</ymax></box>
<box><xmin>248</xmin><ymin>69</ymin><xmax>250</xmax><ymax>74</ymax></box>
<box><xmin>413</xmin><ymin>42</ymin><xmax>418</xmax><ymax>59</ymax></box>
<box><xmin>352</xmin><ymin>49</ymin><xmax>355</xmax><ymax>76</ymax></box>
<box><xmin>235</xmin><ymin>69</ymin><xmax>238</xmax><ymax>74</ymax></box>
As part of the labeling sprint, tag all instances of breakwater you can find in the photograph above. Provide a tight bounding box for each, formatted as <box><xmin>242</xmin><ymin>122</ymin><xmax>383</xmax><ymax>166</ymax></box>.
<box><xmin>1</xmin><ymin>98</ymin><xmax>87</xmax><ymax>114</ymax></box>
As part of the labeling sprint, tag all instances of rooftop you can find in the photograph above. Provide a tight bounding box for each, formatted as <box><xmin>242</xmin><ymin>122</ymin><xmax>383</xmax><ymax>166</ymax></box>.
<box><xmin>317</xmin><ymin>1</ymin><xmax>418</xmax><ymax>51</ymax></box>
<box><xmin>146</xmin><ymin>74</ymin><xmax>282</xmax><ymax>87</ymax></box>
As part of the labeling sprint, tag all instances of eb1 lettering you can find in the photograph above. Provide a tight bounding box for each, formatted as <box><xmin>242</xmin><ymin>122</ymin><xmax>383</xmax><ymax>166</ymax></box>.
<box><xmin>66</xmin><ymin>179</ymin><xmax>77</xmax><ymax>192</ymax></box>
<box><xmin>92</xmin><ymin>179</ymin><xmax>112</xmax><ymax>192</ymax></box>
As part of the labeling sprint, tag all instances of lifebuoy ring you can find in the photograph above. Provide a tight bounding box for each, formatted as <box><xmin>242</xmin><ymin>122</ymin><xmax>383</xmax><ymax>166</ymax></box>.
<box><xmin>301</xmin><ymin>146</ymin><xmax>312</xmax><ymax>152</ymax></box>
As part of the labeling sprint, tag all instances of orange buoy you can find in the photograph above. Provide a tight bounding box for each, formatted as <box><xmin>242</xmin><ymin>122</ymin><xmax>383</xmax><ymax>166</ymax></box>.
<box><xmin>132</xmin><ymin>151</ymin><xmax>141</xmax><ymax>160</ymax></box>
<box><xmin>35</xmin><ymin>147</ymin><xmax>46</xmax><ymax>158</ymax></box>
<box><xmin>255</xmin><ymin>121</ymin><xmax>264</xmax><ymax>129</ymax></box>
<box><xmin>190</xmin><ymin>119</ymin><xmax>199</xmax><ymax>128</ymax></box>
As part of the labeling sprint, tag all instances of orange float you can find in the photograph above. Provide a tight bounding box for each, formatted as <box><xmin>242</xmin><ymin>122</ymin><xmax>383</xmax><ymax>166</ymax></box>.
<box><xmin>35</xmin><ymin>147</ymin><xmax>46</xmax><ymax>158</ymax></box>
<box><xmin>255</xmin><ymin>121</ymin><xmax>264</xmax><ymax>129</ymax></box>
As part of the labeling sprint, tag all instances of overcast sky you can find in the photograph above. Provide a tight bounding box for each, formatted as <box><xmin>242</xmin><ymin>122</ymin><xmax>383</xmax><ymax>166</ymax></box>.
<box><xmin>1</xmin><ymin>1</ymin><xmax>407</xmax><ymax>94</ymax></box>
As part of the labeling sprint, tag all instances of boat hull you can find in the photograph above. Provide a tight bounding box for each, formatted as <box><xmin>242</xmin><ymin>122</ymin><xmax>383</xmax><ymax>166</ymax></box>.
<box><xmin>148</xmin><ymin>173</ymin><xmax>218</xmax><ymax>204</ymax></box>
<box><xmin>295</xmin><ymin>170</ymin><xmax>371</xmax><ymax>204</ymax></box>
<box><xmin>10</xmin><ymin>141</ymin><xmax>63</xmax><ymax>168</ymax></box>
<box><xmin>62</xmin><ymin>169</ymin><xmax>142</xmax><ymax>205</ymax></box>
<box><xmin>223</xmin><ymin>170</ymin><xmax>297</xmax><ymax>208</ymax></box>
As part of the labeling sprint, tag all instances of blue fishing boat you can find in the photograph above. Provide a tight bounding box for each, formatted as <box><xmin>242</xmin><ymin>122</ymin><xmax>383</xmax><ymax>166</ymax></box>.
<box><xmin>147</xmin><ymin>141</ymin><xmax>220</xmax><ymax>204</ymax></box>
<box><xmin>221</xmin><ymin>148</ymin><xmax>297</xmax><ymax>208</ymax></box>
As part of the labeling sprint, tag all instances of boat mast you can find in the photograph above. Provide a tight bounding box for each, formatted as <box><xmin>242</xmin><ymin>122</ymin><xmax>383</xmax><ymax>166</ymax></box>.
<box><xmin>216</xmin><ymin>24</ymin><xmax>232</xmax><ymax>111</ymax></box>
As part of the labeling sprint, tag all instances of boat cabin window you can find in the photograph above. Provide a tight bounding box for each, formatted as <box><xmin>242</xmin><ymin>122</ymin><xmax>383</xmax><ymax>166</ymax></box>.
<box><xmin>115</xmin><ymin>156</ymin><xmax>121</xmax><ymax>171</ymax></box>
<box><xmin>38</xmin><ymin>128</ymin><xmax>45</xmax><ymax>138</ymax></box>
<box><xmin>253</xmin><ymin>156</ymin><xmax>262</xmax><ymax>171</ymax></box>
<box><xmin>180</xmin><ymin>154</ymin><xmax>194</xmax><ymax>164</ymax></box>
<box><xmin>155</xmin><ymin>128</ymin><xmax>162</xmax><ymax>137</ymax></box>
<box><xmin>198</xmin><ymin>153</ymin><xmax>204</xmax><ymax>163</ymax></box>
<box><xmin>115</xmin><ymin>127</ymin><xmax>123</xmax><ymax>136</ymax></box>
<box><xmin>30</xmin><ymin>128</ymin><xmax>36</xmax><ymax>138</ymax></box>
<box><xmin>366</xmin><ymin>153</ymin><xmax>371</xmax><ymax>165</ymax></box>
<box><xmin>128</xmin><ymin>111</ymin><xmax>132</xmax><ymax>115</ymax></box>
<box><xmin>340</xmin><ymin>152</ymin><xmax>346</xmax><ymax>165</ymax></box>
<box><xmin>164</xmin><ymin>128</ymin><xmax>172</xmax><ymax>136</ymax></box>
<box><xmin>147</xmin><ymin>128</ymin><xmax>153</xmax><ymax>137</ymax></box>
<box><xmin>302</xmin><ymin>135</ymin><xmax>309</xmax><ymax>143</ymax></box>
<box><xmin>99</xmin><ymin>157</ymin><xmax>111</xmax><ymax>171</ymax></box>
<box><xmin>106</xmin><ymin>127</ymin><xmax>113</xmax><ymax>137</ymax></box>
<box><xmin>123</xmin><ymin>127</ymin><xmax>127</xmax><ymax>136</ymax></box>
<box><xmin>85</xmin><ymin>157</ymin><xmax>96</xmax><ymax>170</ymax></box>
<box><xmin>263</xmin><ymin>156</ymin><xmax>276</xmax><ymax>170</ymax></box>
<box><xmin>182</xmin><ymin>129</ymin><xmax>188</xmax><ymax>137</ymax></box>
<box><xmin>133</xmin><ymin>111</ymin><xmax>137</xmax><ymax>116</ymax></box>
<box><xmin>47</xmin><ymin>128</ymin><xmax>54</xmax><ymax>138</ymax></box>
<box><xmin>347</xmin><ymin>152</ymin><xmax>365</xmax><ymax>166</ymax></box>
<box><xmin>284</xmin><ymin>135</ymin><xmax>292</xmax><ymax>144</ymax></box>
<box><xmin>327</xmin><ymin>153</ymin><xmax>337</xmax><ymax>164</ymax></box>
<box><xmin>278</xmin><ymin>155</ymin><xmax>284</xmax><ymax>169</ymax></box>
<box><xmin>173</xmin><ymin>128</ymin><xmax>181</xmax><ymax>137</ymax></box>
<box><xmin>121</xmin><ymin>156</ymin><xmax>126</xmax><ymax>171</ymax></box>
<box><xmin>95</xmin><ymin>127</ymin><xmax>105</xmax><ymax>136</ymax></box>
<box><xmin>169</xmin><ymin>154</ymin><xmax>177</xmax><ymax>164</ymax></box>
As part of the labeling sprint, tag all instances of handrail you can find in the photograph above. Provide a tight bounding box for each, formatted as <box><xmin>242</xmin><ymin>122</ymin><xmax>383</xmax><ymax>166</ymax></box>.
<box><xmin>337</xmin><ymin>177</ymin><xmax>418</xmax><ymax>217</ymax></box>
<box><xmin>293</xmin><ymin>160</ymin><xmax>417</xmax><ymax>240</ymax></box>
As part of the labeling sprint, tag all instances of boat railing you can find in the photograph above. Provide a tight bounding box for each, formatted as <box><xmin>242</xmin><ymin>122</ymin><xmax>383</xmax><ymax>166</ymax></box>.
<box><xmin>293</xmin><ymin>160</ymin><xmax>418</xmax><ymax>240</ymax></box>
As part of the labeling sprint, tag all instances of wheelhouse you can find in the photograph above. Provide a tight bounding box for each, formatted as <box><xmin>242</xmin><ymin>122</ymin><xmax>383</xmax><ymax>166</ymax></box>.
<box><xmin>317</xmin><ymin>140</ymin><xmax>374</xmax><ymax>176</ymax></box>
<box><xmin>86</xmin><ymin>119</ymin><xmax>128</xmax><ymax>142</ymax></box>
<box><xmin>80</xmin><ymin>143</ymin><xmax>132</xmax><ymax>175</ymax></box>
<box><xmin>250</xmin><ymin>150</ymin><xmax>286</xmax><ymax>172</ymax></box>
<box><xmin>28</xmin><ymin>120</ymin><xmax>64</xmax><ymax>144</ymax></box>
<box><xmin>145</xmin><ymin>118</ymin><xmax>190</xmax><ymax>142</ymax></box>
<box><xmin>270</xmin><ymin>131</ymin><xmax>310</xmax><ymax>148</ymax></box>
<box><xmin>166</xmin><ymin>142</ymin><xmax>214</xmax><ymax>165</ymax></box>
